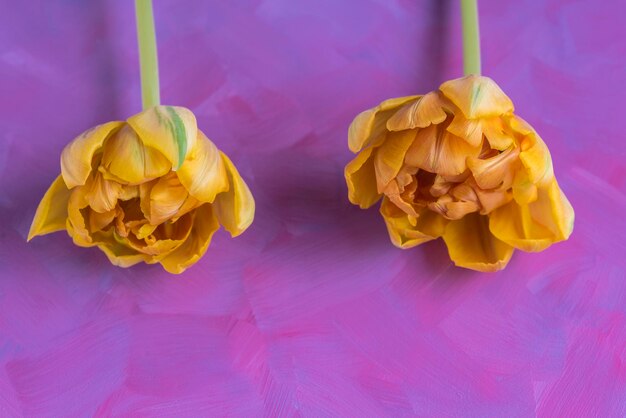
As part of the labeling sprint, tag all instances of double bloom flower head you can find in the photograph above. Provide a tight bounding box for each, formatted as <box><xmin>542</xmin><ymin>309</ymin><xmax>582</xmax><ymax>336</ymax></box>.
<box><xmin>345</xmin><ymin>75</ymin><xmax>574</xmax><ymax>271</ymax></box>
<box><xmin>28</xmin><ymin>106</ymin><xmax>254</xmax><ymax>274</ymax></box>
<box><xmin>29</xmin><ymin>76</ymin><xmax>574</xmax><ymax>273</ymax></box>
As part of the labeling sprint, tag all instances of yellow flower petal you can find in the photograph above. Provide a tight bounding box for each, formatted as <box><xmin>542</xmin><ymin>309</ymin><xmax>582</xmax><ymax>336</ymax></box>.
<box><xmin>66</xmin><ymin>187</ymin><xmax>93</xmax><ymax>247</ymax></box>
<box><xmin>135</xmin><ymin>223</ymin><xmax>158</xmax><ymax>240</ymax></box>
<box><xmin>213</xmin><ymin>152</ymin><xmax>255</xmax><ymax>237</ymax></box>
<box><xmin>380</xmin><ymin>197</ymin><xmax>447</xmax><ymax>249</ymax></box>
<box><xmin>345</xmin><ymin>146</ymin><xmax>381</xmax><ymax>209</ymax></box>
<box><xmin>374</xmin><ymin>129</ymin><xmax>416</xmax><ymax>192</ymax></box>
<box><xmin>139</xmin><ymin>180</ymin><xmax>156</xmax><ymax>223</ymax></box>
<box><xmin>489</xmin><ymin>179</ymin><xmax>574</xmax><ymax>252</ymax></box>
<box><xmin>386</xmin><ymin>92</ymin><xmax>448</xmax><ymax>131</ymax></box>
<box><xmin>429</xmin><ymin>199</ymin><xmax>480</xmax><ymax>220</ymax></box>
<box><xmin>348</xmin><ymin>96</ymin><xmax>418</xmax><ymax>153</ymax></box>
<box><xmin>170</xmin><ymin>194</ymin><xmax>202</xmax><ymax>222</ymax></box>
<box><xmin>126</xmin><ymin>105</ymin><xmax>198</xmax><ymax>170</ymax></box>
<box><xmin>88</xmin><ymin>208</ymin><xmax>116</xmax><ymax>232</ymax></box>
<box><xmin>61</xmin><ymin>121</ymin><xmax>123</xmax><ymax>188</ymax></box>
<box><xmin>488</xmin><ymin>202</ymin><xmax>553</xmax><ymax>252</ymax></box>
<box><xmin>148</xmin><ymin>172</ymin><xmax>189</xmax><ymax>224</ymax></box>
<box><xmin>481</xmin><ymin>117</ymin><xmax>515</xmax><ymax>150</ymax></box>
<box><xmin>529</xmin><ymin>179</ymin><xmax>574</xmax><ymax>242</ymax></box>
<box><xmin>177</xmin><ymin>131</ymin><xmax>229</xmax><ymax>202</ymax></box>
<box><xmin>95</xmin><ymin>229</ymin><xmax>152</xmax><ymax>268</ymax></box>
<box><xmin>383</xmin><ymin>175</ymin><xmax>419</xmax><ymax>218</ymax></box>
<box><xmin>119</xmin><ymin>186</ymin><xmax>140</xmax><ymax>201</ymax></box>
<box><xmin>467</xmin><ymin>146</ymin><xmax>520</xmax><ymax>190</ymax></box>
<box><xmin>405</xmin><ymin>125</ymin><xmax>480</xmax><ymax>176</ymax></box>
<box><xmin>85</xmin><ymin>172</ymin><xmax>123</xmax><ymax>213</ymax></box>
<box><xmin>519</xmin><ymin>132</ymin><xmax>554</xmax><ymax>187</ymax></box>
<box><xmin>439</xmin><ymin>75</ymin><xmax>514</xmax><ymax>119</ymax></box>
<box><xmin>159</xmin><ymin>204</ymin><xmax>220</xmax><ymax>274</ymax></box>
<box><xmin>141</xmin><ymin>238</ymin><xmax>184</xmax><ymax>257</ymax></box>
<box><xmin>442</xmin><ymin>213</ymin><xmax>514</xmax><ymax>272</ymax></box>
<box><xmin>101</xmin><ymin>125</ymin><xmax>171</xmax><ymax>184</ymax></box>
<box><xmin>474</xmin><ymin>186</ymin><xmax>513</xmax><ymax>214</ymax></box>
<box><xmin>430</xmin><ymin>173</ymin><xmax>468</xmax><ymax>197</ymax></box>
<box><xmin>99</xmin><ymin>248</ymin><xmax>151</xmax><ymax>268</ymax></box>
<box><xmin>446</xmin><ymin>113</ymin><xmax>483</xmax><ymax>147</ymax></box>
<box><xmin>429</xmin><ymin>186</ymin><xmax>481</xmax><ymax>220</ymax></box>
<box><xmin>124</xmin><ymin>213</ymin><xmax>195</xmax><ymax>257</ymax></box>
<box><xmin>508</xmin><ymin>114</ymin><xmax>534</xmax><ymax>136</ymax></box>
<box><xmin>512</xmin><ymin>168</ymin><xmax>538</xmax><ymax>205</ymax></box>
<box><xmin>28</xmin><ymin>175</ymin><xmax>72</xmax><ymax>241</ymax></box>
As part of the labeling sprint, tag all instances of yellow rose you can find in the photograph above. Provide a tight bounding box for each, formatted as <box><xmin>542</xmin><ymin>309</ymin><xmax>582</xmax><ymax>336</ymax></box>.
<box><xmin>345</xmin><ymin>75</ymin><xmax>574</xmax><ymax>272</ymax></box>
<box><xmin>28</xmin><ymin>105</ymin><xmax>255</xmax><ymax>274</ymax></box>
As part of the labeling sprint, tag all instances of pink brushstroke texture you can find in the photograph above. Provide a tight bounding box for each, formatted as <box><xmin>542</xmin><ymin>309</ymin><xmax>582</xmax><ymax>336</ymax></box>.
<box><xmin>1</xmin><ymin>0</ymin><xmax>625</xmax><ymax>416</ymax></box>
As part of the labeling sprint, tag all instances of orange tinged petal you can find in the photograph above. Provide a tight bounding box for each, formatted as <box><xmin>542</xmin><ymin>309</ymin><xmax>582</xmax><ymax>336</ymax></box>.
<box><xmin>345</xmin><ymin>147</ymin><xmax>381</xmax><ymax>209</ymax></box>
<box><xmin>489</xmin><ymin>179</ymin><xmax>574</xmax><ymax>252</ymax></box>
<box><xmin>519</xmin><ymin>133</ymin><xmax>554</xmax><ymax>187</ymax></box>
<box><xmin>386</xmin><ymin>92</ymin><xmax>448</xmax><ymax>131</ymax></box>
<box><xmin>467</xmin><ymin>146</ymin><xmax>520</xmax><ymax>190</ymax></box>
<box><xmin>138</xmin><ymin>180</ymin><xmax>156</xmax><ymax>223</ymax></box>
<box><xmin>383</xmin><ymin>178</ymin><xmax>419</xmax><ymax>217</ymax></box>
<box><xmin>176</xmin><ymin>131</ymin><xmax>229</xmax><ymax>202</ymax></box>
<box><xmin>95</xmin><ymin>229</ymin><xmax>152</xmax><ymax>268</ymax></box>
<box><xmin>529</xmin><ymin>179</ymin><xmax>574</xmax><ymax>242</ymax></box>
<box><xmin>127</xmin><ymin>105</ymin><xmax>198</xmax><ymax>170</ymax></box>
<box><xmin>66</xmin><ymin>186</ymin><xmax>93</xmax><ymax>247</ymax></box>
<box><xmin>430</xmin><ymin>173</ymin><xmax>468</xmax><ymax>197</ymax></box>
<box><xmin>171</xmin><ymin>195</ymin><xmax>203</xmax><ymax>223</ymax></box>
<box><xmin>135</xmin><ymin>223</ymin><xmax>158</xmax><ymax>240</ymax></box>
<box><xmin>481</xmin><ymin>117</ymin><xmax>515</xmax><ymax>150</ymax></box>
<box><xmin>148</xmin><ymin>172</ymin><xmax>189</xmax><ymax>224</ymax></box>
<box><xmin>446</xmin><ymin>113</ymin><xmax>483</xmax><ymax>147</ymax></box>
<box><xmin>28</xmin><ymin>175</ymin><xmax>71</xmax><ymax>241</ymax></box>
<box><xmin>348</xmin><ymin>96</ymin><xmax>418</xmax><ymax>153</ymax></box>
<box><xmin>98</xmin><ymin>248</ymin><xmax>152</xmax><ymax>268</ymax></box>
<box><xmin>380</xmin><ymin>197</ymin><xmax>447</xmax><ymax>249</ymax></box>
<box><xmin>508</xmin><ymin>114</ymin><xmax>534</xmax><ymax>136</ymax></box>
<box><xmin>488</xmin><ymin>202</ymin><xmax>554</xmax><ymax>252</ymax></box>
<box><xmin>88</xmin><ymin>208</ymin><xmax>116</xmax><ymax>232</ymax></box>
<box><xmin>119</xmin><ymin>186</ymin><xmax>139</xmax><ymax>201</ymax></box>
<box><xmin>85</xmin><ymin>172</ymin><xmax>123</xmax><ymax>213</ymax></box>
<box><xmin>439</xmin><ymin>75</ymin><xmax>514</xmax><ymax>119</ymax></box>
<box><xmin>405</xmin><ymin>125</ymin><xmax>481</xmax><ymax>176</ymax></box>
<box><xmin>101</xmin><ymin>125</ymin><xmax>171</xmax><ymax>184</ymax></box>
<box><xmin>428</xmin><ymin>192</ymin><xmax>480</xmax><ymax>220</ymax></box>
<box><xmin>474</xmin><ymin>187</ymin><xmax>513</xmax><ymax>214</ymax></box>
<box><xmin>125</xmin><ymin>213</ymin><xmax>195</xmax><ymax>258</ymax></box>
<box><xmin>512</xmin><ymin>168</ymin><xmax>538</xmax><ymax>205</ymax></box>
<box><xmin>61</xmin><ymin>121</ymin><xmax>123</xmax><ymax>188</ymax></box>
<box><xmin>374</xmin><ymin>129</ymin><xmax>416</xmax><ymax>192</ymax></box>
<box><xmin>159</xmin><ymin>204</ymin><xmax>221</xmax><ymax>274</ymax></box>
<box><xmin>442</xmin><ymin>213</ymin><xmax>514</xmax><ymax>272</ymax></box>
<box><xmin>213</xmin><ymin>152</ymin><xmax>255</xmax><ymax>237</ymax></box>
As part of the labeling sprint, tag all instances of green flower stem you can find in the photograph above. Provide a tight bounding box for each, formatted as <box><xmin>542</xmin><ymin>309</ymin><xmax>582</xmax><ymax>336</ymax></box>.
<box><xmin>135</xmin><ymin>0</ymin><xmax>160</xmax><ymax>109</ymax></box>
<box><xmin>460</xmin><ymin>0</ymin><xmax>481</xmax><ymax>75</ymax></box>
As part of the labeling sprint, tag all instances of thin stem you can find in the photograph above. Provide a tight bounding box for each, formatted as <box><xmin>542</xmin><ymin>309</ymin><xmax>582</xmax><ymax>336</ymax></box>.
<box><xmin>460</xmin><ymin>0</ymin><xmax>481</xmax><ymax>75</ymax></box>
<box><xmin>135</xmin><ymin>0</ymin><xmax>160</xmax><ymax>109</ymax></box>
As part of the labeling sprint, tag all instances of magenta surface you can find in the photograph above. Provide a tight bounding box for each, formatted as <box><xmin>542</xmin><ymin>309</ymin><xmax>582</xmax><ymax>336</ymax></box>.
<box><xmin>1</xmin><ymin>1</ymin><xmax>625</xmax><ymax>416</ymax></box>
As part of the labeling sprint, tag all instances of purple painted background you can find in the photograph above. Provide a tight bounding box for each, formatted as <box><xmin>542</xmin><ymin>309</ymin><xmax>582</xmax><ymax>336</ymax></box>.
<box><xmin>1</xmin><ymin>0</ymin><xmax>625</xmax><ymax>416</ymax></box>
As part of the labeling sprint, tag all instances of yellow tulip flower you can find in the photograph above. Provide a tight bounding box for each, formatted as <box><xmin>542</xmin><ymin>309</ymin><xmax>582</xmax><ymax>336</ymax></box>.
<box><xmin>345</xmin><ymin>75</ymin><xmax>574</xmax><ymax>272</ymax></box>
<box><xmin>29</xmin><ymin>105</ymin><xmax>255</xmax><ymax>274</ymax></box>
